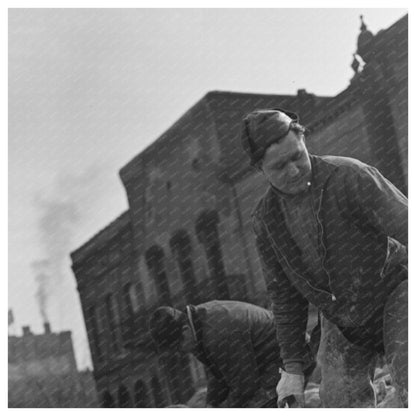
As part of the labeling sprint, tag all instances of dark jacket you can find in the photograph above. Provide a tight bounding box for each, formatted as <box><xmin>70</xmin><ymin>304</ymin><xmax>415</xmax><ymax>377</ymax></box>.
<box><xmin>252</xmin><ymin>155</ymin><xmax>407</xmax><ymax>365</ymax></box>
<box><xmin>187</xmin><ymin>300</ymin><xmax>283</xmax><ymax>407</ymax></box>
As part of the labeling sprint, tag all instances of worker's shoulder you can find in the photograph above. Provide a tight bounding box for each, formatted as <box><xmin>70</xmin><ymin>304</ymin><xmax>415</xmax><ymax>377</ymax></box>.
<box><xmin>198</xmin><ymin>300</ymin><xmax>269</xmax><ymax>318</ymax></box>
<box><xmin>315</xmin><ymin>155</ymin><xmax>375</xmax><ymax>184</ymax></box>
<box><xmin>318</xmin><ymin>154</ymin><xmax>372</xmax><ymax>172</ymax></box>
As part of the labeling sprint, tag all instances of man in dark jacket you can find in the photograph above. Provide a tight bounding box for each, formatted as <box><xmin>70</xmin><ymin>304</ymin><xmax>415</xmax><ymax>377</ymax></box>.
<box><xmin>241</xmin><ymin>108</ymin><xmax>407</xmax><ymax>407</ymax></box>
<box><xmin>149</xmin><ymin>300</ymin><xmax>315</xmax><ymax>407</ymax></box>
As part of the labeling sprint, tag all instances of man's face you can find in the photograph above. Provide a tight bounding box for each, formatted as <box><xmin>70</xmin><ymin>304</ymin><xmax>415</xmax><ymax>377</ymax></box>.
<box><xmin>261</xmin><ymin>131</ymin><xmax>312</xmax><ymax>195</ymax></box>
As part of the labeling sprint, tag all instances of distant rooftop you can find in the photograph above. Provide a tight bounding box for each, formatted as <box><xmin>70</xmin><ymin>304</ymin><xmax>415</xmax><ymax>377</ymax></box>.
<box><xmin>8</xmin><ymin>323</ymin><xmax>75</xmax><ymax>363</ymax></box>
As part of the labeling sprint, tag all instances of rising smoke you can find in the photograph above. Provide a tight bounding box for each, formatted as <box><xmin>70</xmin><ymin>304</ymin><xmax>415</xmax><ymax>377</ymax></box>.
<box><xmin>31</xmin><ymin>260</ymin><xmax>52</xmax><ymax>323</ymax></box>
<box><xmin>32</xmin><ymin>164</ymin><xmax>108</xmax><ymax>325</ymax></box>
<box><xmin>31</xmin><ymin>197</ymin><xmax>80</xmax><ymax>324</ymax></box>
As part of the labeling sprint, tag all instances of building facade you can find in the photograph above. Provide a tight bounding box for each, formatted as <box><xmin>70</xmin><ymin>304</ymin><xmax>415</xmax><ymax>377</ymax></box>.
<box><xmin>70</xmin><ymin>15</ymin><xmax>407</xmax><ymax>407</ymax></box>
<box><xmin>8</xmin><ymin>323</ymin><xmax>98</xmax><ymax>407</ymax></box>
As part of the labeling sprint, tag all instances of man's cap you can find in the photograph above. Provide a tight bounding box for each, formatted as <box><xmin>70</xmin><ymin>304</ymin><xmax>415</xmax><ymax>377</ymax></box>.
<box><xmin>241</xmin><ymin>108</ymin><xmax>299</xmax><ymax>166</ymax></box>
<box><xmin>148</xmin><ymin>306</ymin><xmax>185</xmax><ymax>351</ymax></box>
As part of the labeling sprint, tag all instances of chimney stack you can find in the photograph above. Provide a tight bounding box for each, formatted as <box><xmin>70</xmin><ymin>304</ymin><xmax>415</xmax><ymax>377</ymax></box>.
<box><xmin>22</xmin><ymin>326</ymin><xmax>32</xmax><ymax>336</ymax></box>
<box><xmin>44</xmin><ymin>322</ymin><xmax>51</xmax><ymax>334</ymax></box>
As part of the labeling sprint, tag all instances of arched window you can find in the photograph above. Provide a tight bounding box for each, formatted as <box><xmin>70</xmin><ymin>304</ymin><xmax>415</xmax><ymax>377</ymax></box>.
<box><xmin>195</xmin><ymin>210</ymin><xmax>229</xmax><ymax>299</ymax></box>
<box><xmin>170</xmin><ymin>230</ymin><xmax>197</xmax><ymax>304</ymax></box>
<box><xmin>102</xmin><ymin>391</ymin><xmax>115</xmax><ymax>408</ymax></box>
<box><xmin>145</xmin><ymin>246</ymin><xmax>171</xmax><ymax>305</ymax></box>
<box><xmin>134</xmin><ymin>380</ymin><xmax>150</xmax><ymax>408</ymax></box>
<box><xmin>118</xmin><ymin>384</ymin><xmax>132</xmax><ymax>408</ymax></box>
<box><xmin>129</xmin><ymin>283</ymin><xmax>141</xmax><ymax>313</ymax></box>
<box><xmin>150</xmin><ymin>375</ymin><xmax>166</xmax><ymax>408</ymax></box>
<box><xmin>105</xmin><ymin>294</ymin><xmax>121</xmax><ymax>353</ymax></box>
<box><xmin>86</xmin><ymin>305</ymin><xmax>102</xmax><ymax>361</ymax></box>
<box><xmin>123</xmin><ymin>283</ymin><xmax>137</xmax><ymax>318</ymax></box>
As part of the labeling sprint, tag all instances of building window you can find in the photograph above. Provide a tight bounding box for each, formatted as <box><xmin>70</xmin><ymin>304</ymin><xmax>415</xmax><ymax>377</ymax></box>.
<box><xmin>105</xmin><ymin>294</ymin><xmax>121</xmax><ymax>353</ymax></box>
<box><xmin>87</xmin><ymin>305</ymin><xmax>102</xmax><ymax>361</ymax></box>
<box><xmin>145</xmin><ymin>246</ymin><xmax>171</xmax><ymax>305</ymax></box>
<box><xmin>123</xmin><ymin>282</ymin><xmax>143</xmax><ymax>314</ymax></box>
<box><xmin>102</xmin><ymin>391</ymin><xmax>115</xmax><ymax>408</ymax></box>
<box><xmin>123</xmin><ymin>283</ymin><xmax>136</xmax><ymax>318</ymax></box>
<box><xmin>118</xmin><ymin>384</ymin><xmax>132</xmax><ymax>408</ymax></box>
<box><xmin>150</xmin><ymin>375</ymin><xmax>166</xmax><ymax>408</ymax></box>
<box><xmin>134</xmin><ymin>380</ymin><xmax>150</xmax><ymax>408</ymax></box>
<box><xmin>170</xmin><ymin>230</ymin><xmax>197</xmax><ymax>304</ymax></box>
<box><xmin>195</xmin><ymin>210</ymin><xmax>229</xmax><ymax>300</ymax></box>
<box><xmin>191</xmin><ymin>157</ymin><xmax>201</xmax><ymax>171</ymax></box>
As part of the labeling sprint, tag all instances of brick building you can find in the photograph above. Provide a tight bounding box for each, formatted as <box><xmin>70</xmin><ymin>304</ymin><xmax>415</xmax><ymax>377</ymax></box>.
<box><xmin>8</xmin><ymin>323</ymin><xmax>98</xmax><ymax>407</ymax></box>
<box><xmin>70</xmin><ymin>15</ymin><xmax>407</xmax><ymax>407</ymax></box>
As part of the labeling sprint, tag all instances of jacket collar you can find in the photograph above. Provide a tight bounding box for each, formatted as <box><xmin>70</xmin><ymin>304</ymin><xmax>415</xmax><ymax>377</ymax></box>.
<box><xmin>186</xmin><ymin>305</ymin><xmax>224</xmax><ymax>381</ymax></box>
<box><xmin>258</xmin><ymin>155</ymin><xmax>337</xmax><ymax>277</ymax></box>
<box><xmin>309</xmin><ymin>154</ymin><xmax>338</xmax><ymax>191</ymax></box>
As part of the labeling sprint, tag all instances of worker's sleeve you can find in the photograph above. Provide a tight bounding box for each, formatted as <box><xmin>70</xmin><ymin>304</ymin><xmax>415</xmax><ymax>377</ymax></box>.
<box><xmin>252</xmin><ymin>216</ymin><xmax>309</xmax><ymax>370</ymax></box>
<box><xmin>205</xmin><ymin>367</ymin><xmax>229</xmax><ymax>408</ymax></box>
<box><xmin>345</xmin><ymin>164</ymin><xmax>408</xmax><ymax>247</ymax></box>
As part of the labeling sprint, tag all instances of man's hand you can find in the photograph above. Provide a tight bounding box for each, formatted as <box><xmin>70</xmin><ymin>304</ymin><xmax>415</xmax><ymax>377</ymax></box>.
<box><xmin>276</xmin><ymin>370</ymin><xmax>305</xmax><ymax>408</ymax></box>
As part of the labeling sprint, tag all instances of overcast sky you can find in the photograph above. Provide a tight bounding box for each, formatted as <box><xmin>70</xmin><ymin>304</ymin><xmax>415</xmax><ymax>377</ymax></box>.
<box><xmin>8</xmin><ymin>8</ymin><xmax>407</xmax><ymax>369</ymax></box>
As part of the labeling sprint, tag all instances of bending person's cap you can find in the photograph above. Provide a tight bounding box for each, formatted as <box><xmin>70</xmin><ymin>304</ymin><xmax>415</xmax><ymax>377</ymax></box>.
<box><xmin>148</xmin><ymin>306</ymin><xmax>185</xmax><ymax>351</ymax></box>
